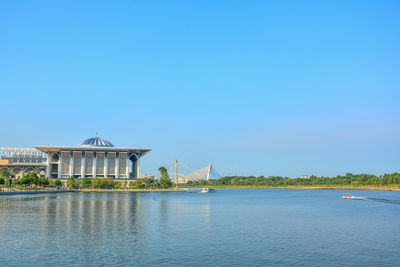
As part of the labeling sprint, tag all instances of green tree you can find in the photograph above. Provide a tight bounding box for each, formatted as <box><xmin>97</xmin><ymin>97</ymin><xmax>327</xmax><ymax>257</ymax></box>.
<box><xmin>159</xmin><ymin>167</ymin><xmax>172</xmax><ymax>188</ymax></box>
<box><xmin>66</xmin><ymin>176</ymin><xmax>75</xmax><ymax>188</ymax></box>
<box><xmin>20</xmin><ymin>176</ymin><xmax>31</xmax><ymax>185</ymax></box>
<box><xmin>82</xmin><ymin>177</ymin><xmax>92</xmax><ymax>188</ymax></box>
<box><xmin>0</xmin><ymin>178</ymin><xmax>5</xmax><ymax>185</ymax></box>
<box><xmin>142</xmin><ymin>177</ymin><xmax>155</xmax><ymax>188</ymax></box>
<box><xmin>20</xmin><ymin>172</ymin><xmax>39</xmax><ymax>186</ymax></box>
<box><xmin>92</xmin><ymin>177</ymin><xmax>100</xmax><ymax>188</ymax></box>
<box><xmin>113</xmin><ymin>181</ymin><xmax>122</xmax><ymax>189</ymax></box>
<box><xmin>106</xmin><ymin>178</ymin><xmax>114</xmax><ymax>188</ymax></box>
<box><xmin>100</xmin><ymin>178</ymin><xmax>108</xmax><ymax>188</ymax></box>
<box><xmin>0</xmin><ymin>170</ymin><xmax>14</xmax><ymax>187</ymax></box>
<box><xmin>134</xmin><ymin>179</ymin><xmax>144</xmax><ymax>189</ymax></box>
<box><xmin>54</xmin><ymin>179</ymin><xmax>62</xmax><ymax>187</ymax></box>
<box><xmin>40</xmin><ymin>177</ymin><xmax>49</xmax><ymax>186</ymax></box>
<box><xmin>73</xmin><ymin>179</ymin><xmax>81</xmax><ymax>188</ymax></box>
<box><xmin>30</xmin><ymin>173</ymin><xmax>41</xmax><ymax>186</ymax></box>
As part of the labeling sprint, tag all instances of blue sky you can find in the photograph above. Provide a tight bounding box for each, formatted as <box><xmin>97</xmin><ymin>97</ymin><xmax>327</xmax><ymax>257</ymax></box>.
<box><xmin>1</xmin><ymin>0</ymin><xmax>399</xmax><ymax>177</ymax></box>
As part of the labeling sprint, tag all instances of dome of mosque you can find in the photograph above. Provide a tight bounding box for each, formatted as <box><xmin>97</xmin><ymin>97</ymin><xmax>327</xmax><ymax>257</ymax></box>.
<box><xmin>79</xmin><ymin>137</ymin><xmax>114</xmax><ymax>147</ymax></box>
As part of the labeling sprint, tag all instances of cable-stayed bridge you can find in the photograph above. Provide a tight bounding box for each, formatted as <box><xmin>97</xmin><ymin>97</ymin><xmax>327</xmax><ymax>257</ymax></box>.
<box><xmin>143</xmin><ymin>160</ymin><xmax>221</xmax><ymax>184</ymax></box>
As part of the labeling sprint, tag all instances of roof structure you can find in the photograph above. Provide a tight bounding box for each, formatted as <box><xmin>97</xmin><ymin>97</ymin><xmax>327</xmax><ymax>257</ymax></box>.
<box><xmin>0</xmin><ymin>147</ymin><xmax>46</xmax><ymax>165</ymax></box>
<box><xmin>35</xmin><ymin>146</ymin><xmax>151</xmax><ymax>155</ymax></box>
<box><xmin>0</xmin><ymin>148</ymin><xmax>44</xmax><ymax>156</ymax></box>
<box><xmin>36</xmin><ymin>136</ymin><xmax>151</xmax><ymax>155</ymax></box>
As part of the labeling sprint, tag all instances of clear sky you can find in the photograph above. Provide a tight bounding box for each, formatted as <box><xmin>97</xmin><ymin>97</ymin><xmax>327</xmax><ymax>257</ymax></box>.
<box><xmin>1</xmin><ymin>0</ymin><xmax>399</xmax><ymax>177</ymax></box>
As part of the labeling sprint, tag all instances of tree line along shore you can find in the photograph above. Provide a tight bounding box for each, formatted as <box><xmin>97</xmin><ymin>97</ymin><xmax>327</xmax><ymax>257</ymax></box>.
<box><xmin>185</xmin><ymin>173</ymin><xmax>400</xmax><ymax>190</ymax></box>
<box><xmin>1</xmin><ymin>170</ymin><xmax>399</xmax><ymax>192</ymax></box>
<box><xmin>0</xmin><ymin>167</ymin><xmax>175</xmax><ymax>191</ymax></box>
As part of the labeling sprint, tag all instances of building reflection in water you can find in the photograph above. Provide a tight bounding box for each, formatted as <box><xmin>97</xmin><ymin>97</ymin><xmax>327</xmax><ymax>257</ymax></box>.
<box><xmin>0</xmin><ymin>191</ymin><xmax>213</xmax><ymax>265</ymax></box>
<box><xmin>0</xmin><ymin>193</ymin><xmax>213</xmax><ymax>233</ymax></box>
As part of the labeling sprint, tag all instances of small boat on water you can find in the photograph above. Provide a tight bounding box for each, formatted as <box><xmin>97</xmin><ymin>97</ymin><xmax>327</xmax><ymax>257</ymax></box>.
<box><xmin>341</xmin><ymin>194</ymin><xmax>366</xmax><ymax>200</ymax></box>
<box><xmin>200</xmin><ymin>188</ymin><xmax>215</xmax><ymax>193</ymax></box>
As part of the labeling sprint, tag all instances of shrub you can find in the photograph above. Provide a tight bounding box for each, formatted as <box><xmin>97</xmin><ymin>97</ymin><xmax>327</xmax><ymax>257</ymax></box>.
<box><xmin>82</xmin><ymin>177</ymin><xmax>92</xmax><ymax>188</ymax></box>
<box><xmin>54</xmin><ymin>179</ymin><xmax>62</xmax><ymax>187</ymax></box>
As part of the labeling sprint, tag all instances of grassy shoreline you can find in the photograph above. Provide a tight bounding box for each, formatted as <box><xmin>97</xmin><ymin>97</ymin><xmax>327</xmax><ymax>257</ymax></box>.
<box><xmin>183</xmin><ymin>185</ymin><xmax>400</xmax><ymax>192</ymax></box>
<box><xmin>0</xmin><ymin>188</ymin><xmax>188</xmax><ymax>195</ymax></box>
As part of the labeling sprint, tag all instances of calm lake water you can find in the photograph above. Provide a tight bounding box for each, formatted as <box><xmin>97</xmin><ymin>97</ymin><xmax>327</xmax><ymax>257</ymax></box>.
<box><xmin>0</xmin><ymin>189</ymin><xmax>399</xmax><ymax>266</ymax></box>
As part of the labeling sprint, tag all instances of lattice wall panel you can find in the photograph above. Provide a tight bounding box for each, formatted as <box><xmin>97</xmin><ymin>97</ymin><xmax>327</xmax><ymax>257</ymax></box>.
<box><xmin>73</xmin><ymin>152</ymin><xmax>82</xmax><ymax>175</ymax></box>
<box><xmin>61</xmin><ymin>152</ymin><xmax>70</xmax><ymax>175</ymax></box>
<box><xmin>119</xmin><ymin>152</ymin><xmax>127</xmax><ymax>175</ymax></box>
<box><xmin>96</xmin><ymin>152</ymin><xmax>105</xmax><ymax>175</ymax></box>
<box><xmin>85</xmin><ymin>152</ymin><xmax>93</xmax><ymax>175</ymax></box>
<box><xmin>107</xmin><ymin>152</ymin><xmax>116</xmax><ymax>175</ymax></box>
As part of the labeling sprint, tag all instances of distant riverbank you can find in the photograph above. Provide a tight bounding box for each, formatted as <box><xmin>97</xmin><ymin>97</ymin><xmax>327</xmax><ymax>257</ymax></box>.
<box><xmin>184</xmin><ymin>185</ymin><xmax>400</xmax><ymax>192</ymax></box>
<box><xmin>0</xmin><ymin>189</ymin><xmax>75</xmax><ymax>195</ymax></box>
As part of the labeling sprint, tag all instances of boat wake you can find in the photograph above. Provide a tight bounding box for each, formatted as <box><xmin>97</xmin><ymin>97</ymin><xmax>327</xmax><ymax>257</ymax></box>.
<box><xmin>362</xmin><ymin>197</ymin><xmax>400</xmax><ymax>205</ymax></box>
<box><xmin>343</xmin><ymin>196</ymin><xmax>400</xmax><ymax>205</ymax></box>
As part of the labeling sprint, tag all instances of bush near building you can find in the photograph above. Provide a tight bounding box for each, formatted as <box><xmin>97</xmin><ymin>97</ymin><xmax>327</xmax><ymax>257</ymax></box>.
<box><xmin>15</xmin><ymin>172</ymin><xmax>49</xmax><ymax>186</ymax></box>
<box><xmin>82</xmin><ymin>177</ymin><xmax>92</xmax><ymax>188</ymax></box>
<box><xmin>54</xmin><ymin>179</ymin><xmax>63</xmax><ymax>187</ymax></box>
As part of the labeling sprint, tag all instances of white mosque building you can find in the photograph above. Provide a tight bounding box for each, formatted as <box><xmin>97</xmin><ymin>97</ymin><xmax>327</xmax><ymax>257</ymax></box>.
<box><xmin>1</xmin><ymin>136</ymin><xmax>151</xmax><ymax>180</ymax></box>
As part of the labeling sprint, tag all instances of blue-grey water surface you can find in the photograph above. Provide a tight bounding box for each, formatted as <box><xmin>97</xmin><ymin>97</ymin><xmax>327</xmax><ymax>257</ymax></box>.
<box><xmin>0</xmin><ymin>189</ymin><xmax>399</xmax><ymax>266</ymax></box>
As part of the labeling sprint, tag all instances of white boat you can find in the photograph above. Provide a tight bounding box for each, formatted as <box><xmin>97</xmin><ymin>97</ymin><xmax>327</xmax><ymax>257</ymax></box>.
<box><xmin>200</xmin><ymin>188</ymin><xmax>215</xmax><ymax>193</ymax></box>
<box><xmin>341</xmin><ymin>195</ymin><xmax>354</xmax><ymax>199</ymax></box>
<box><xmin>341</xmin><ymin>194</ymin><xmax>353</xmax><ymax>199</ymax></box>
<box><xmin>341</xmin><ymin>195</ymin><xmax>366</xmax><ymax>200</ymax></box>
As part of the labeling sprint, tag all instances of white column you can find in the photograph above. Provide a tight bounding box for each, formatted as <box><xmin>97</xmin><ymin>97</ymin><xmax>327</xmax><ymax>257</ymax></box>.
<box><xmin>126</xmin><ymin>155</ymin><xmax>130</xmax><ymax>178</ymax></box>
<box><xmin>58</xmin><ymin>153</ymin><xmax>62</xmax><ymax>178</ymax></box>
<box><xmin>46</xmin><ymin>154</ymin><xmax>51</xmax><ymax>178</ymax></box>
<box><xmin>70</xmin><ymin>152</ymin><xmax>74</xmax><ymax>177</ymax></box>
<box><xmin>81</xmin><ymin>152</ymin><xmax>86</xmax><ymax>178</ymax></box>
<box><xmin>104</xmin><ymin>153</ymin><xmax>108</xmax><ymax>178</ymax></box>
<box><xmin>93</xmin><ymin>153</ymin><xmax>97</xmax><ymax>177</ymax></box>
<box><xmin>115</xmin><ymin>154</ymin><xmax>120</xmax><ymax>178</ymax></box>
<box><xmin>137</xmin><ymin>155</ymin><xmax>141</xmax><ymax>179</ymax></box>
